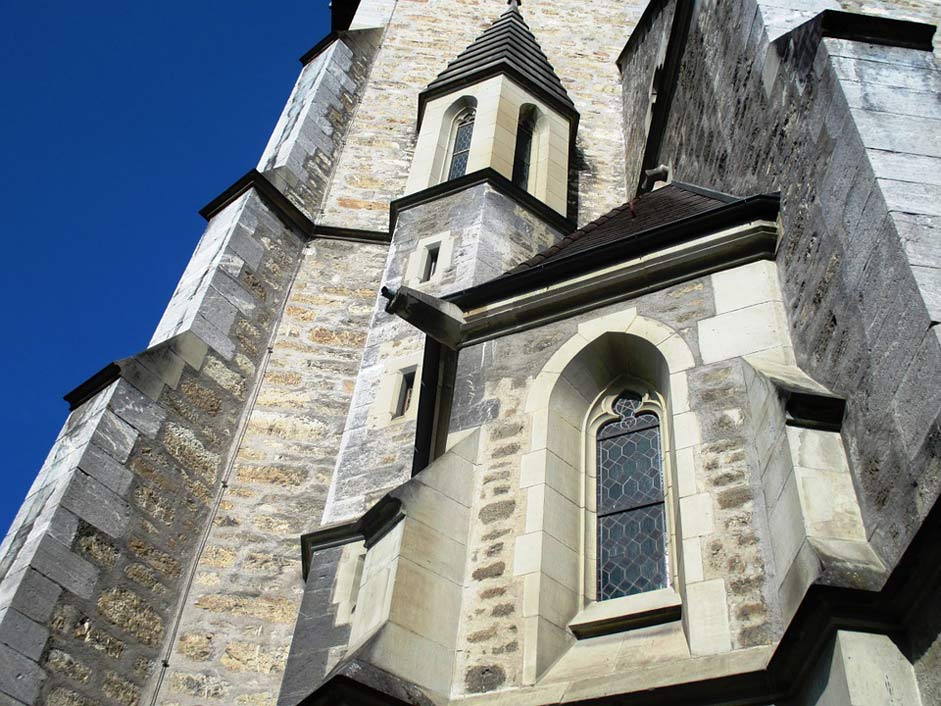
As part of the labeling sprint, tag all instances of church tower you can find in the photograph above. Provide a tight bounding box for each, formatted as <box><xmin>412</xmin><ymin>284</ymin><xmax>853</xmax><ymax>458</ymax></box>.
<box><xmin>2</xmin><ymin>0</ymin><xmax>941</xmax><ymax>704</ymax></box>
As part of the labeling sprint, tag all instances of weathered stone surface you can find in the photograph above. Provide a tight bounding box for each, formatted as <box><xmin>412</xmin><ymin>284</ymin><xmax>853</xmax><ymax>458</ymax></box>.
<box><xmin>97</xmin><ymin>588</ymin><xmax>165</xmax><ymax>647</ymax></box>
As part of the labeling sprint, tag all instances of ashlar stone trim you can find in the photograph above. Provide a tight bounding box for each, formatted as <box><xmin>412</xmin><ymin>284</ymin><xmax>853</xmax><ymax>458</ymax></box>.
<box><xmin>368</xmin><ymin>352</ymin><xmax>424</xmax><ymax>428</ymax></box>
<box><xmin>742</xmin><ymin>353</ymin><xmax>887</xmax><ymax>624</ymax></box>
<box><xmin>403</xmin><ymin>231</ymin><xmax>456</xmax><ymax>287</ymax></box>
<box><xmin>405</xmin><ymin>75</ymin><xmax>571</xmax><ymax>216</ymax></box>
<box><xmin>516</xmin><ymin>308</ymin><xmax>727</xmax><ymax>683</ymax></box>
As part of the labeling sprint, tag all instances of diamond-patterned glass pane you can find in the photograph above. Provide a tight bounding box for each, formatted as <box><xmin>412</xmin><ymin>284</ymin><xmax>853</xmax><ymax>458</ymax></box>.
<box><xmin>596</xmin><ymin>392</ymin><xmax>667</xmax><ymax>601</ymax></box>
<box><xmin>448</xmin><ymin>151</ymin><xmax>469</xmax><ymax>179</ymax></box>
<box><xmin>454</xmin><ymin>120</ymin><xmax>474</xmax><ymax>152</ymax></box>
<box><xmin>597</xmin><ymin>505</ymin><xmax>668</xmax><ymax>599</ymax></box>
<box><xmin>597</xmin><ymin>427</ymin><xmax>662</xmax><ymax>513</ymax></box>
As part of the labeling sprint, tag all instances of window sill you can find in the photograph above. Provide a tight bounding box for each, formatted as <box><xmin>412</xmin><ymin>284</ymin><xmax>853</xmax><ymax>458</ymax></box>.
<box><xmin>568</xmin><ymin>587</ymin><xmax>682</xmax><ymax>639</ymax></box>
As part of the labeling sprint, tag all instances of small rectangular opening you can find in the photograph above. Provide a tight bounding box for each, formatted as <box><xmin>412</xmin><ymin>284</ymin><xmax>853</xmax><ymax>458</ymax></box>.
<box><xmin>393</xmin><ymin>370</ymin><xmax>416</xmax><ymax>418</ymax></box>
<box><xmin>420</xmin><ymin>244</ymin><xmax>440</xmax><ymax>283</ymax></box>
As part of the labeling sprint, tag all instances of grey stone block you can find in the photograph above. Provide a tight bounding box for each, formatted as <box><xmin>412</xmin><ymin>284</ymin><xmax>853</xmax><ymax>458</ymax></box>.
<box><xmin>190</xmin><ymin>314</ymin><xmax>236</xmax><ymax>360</ymax></box>
<box><xmin>61</xmin><ymin>471</ymin><xmax>131</xmax><ymax>539</ymax></box>
<box><xmin>911</xmin><ymin>265</ymin><xmax>941</xmax><ymax>322</ymax></box>
<box><xmin>868</xmin><ymin>151</ymin><xmax>941</xmax><ymax>189</ymax></box>
<box><xmin>28</xmin><ymin>535</ymin><xmax>98</xmax><ymax>600</ymax></box>
<box><xmin>851</xmin><ymin>109</ymin><xmax>941</xmax><ymax>159</ymax></box>
<box><xmin>135</xmin><ymin>340</ymin><xmax>188</xmax><ymax>388</ymax></box>
<box><xmin>0</xmin><ymin>691</ymin><xmax>27</xmax><ymax>705</ymax></box>
<box><xmin>0</xmin><ymin>642</ymin><xmax>42</xmax><ymax>704</ymax></box>
<box><xmin>825</xmin><ymin>37</ymin><xmax>940</xmax><ymax>71</ymax></box>
<box><xmin>229</xmin><ymin>228</ymin><xmax>265</xmax><ymax>271</ymax></box>
<box><xmin>881</xmin><ymin>179</ymin><xmax>941</xmax><ymax>217</ymax></box>
<box><xmin>2</xmin><ymin>569</ymin><xmax>61</xmax><ymax>624</ymax></box>
<box><xmin>90</xmin><ymin>410</ymin><xmax>138</xmax><ymax>464</ymax></box>
<box><xmin>201</xmin><ymin>285</ymin><xmax>239</xmax><ymax>334</ymax></box>
<box><xmin>841</xmin><ymin>81</ymin><xmax>941</xmax><ymax>121</ymax></box>
<box><xmin>170</xmin><ymin>331</ymin><xmax>209</xmax><ymax>370</ymax></box>
<box><xmin>892</xmin><ymin>328</ymin><xmax>941</xmax><ymax>454</ymax></box>
<box><xmin>0</xmin><ymin>607</ymin><xmax>48</xmax><ymax>661</ymax></box>
<box><xmin>118</xmin><ymin>359</ymin><xmax>166</xmax><ymax>401</ymax></box>
<box><xmin>210</xmin><ymin>272</ymin><xmax>258</xmax><ymax>319</ymax></box>
<box><xmin>831</xmin><ymin>55</ymin><xmax>941</xmax><ymax>93</ymax></box>
<box><xmin>109</xmin><ymin>380</ymin><xmax>166</xmax><ymax>438</ymax></box>
<box><xmin>32</xmin><ymin>508</ymin><xmax>79</xmax><ymax>547</ymax></box>
<box><xmin>77</xmin><ymin>442</ymin><xmax>133</xmax><ymax>496</ymax></box>
<box><xmin>896</xmin><ymin>212</ymin><xmax>941</xmax><ymax>269</ymax></box>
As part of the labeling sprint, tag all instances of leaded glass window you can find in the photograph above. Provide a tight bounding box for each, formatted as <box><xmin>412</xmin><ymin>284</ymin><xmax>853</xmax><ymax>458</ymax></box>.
<box><xmin>448</xmin><ymin>110</ymin><xmax>475</xmax><ymax>180</ymax></box>
<box><xmin>596</xmin><ymin>393</ymin><xmax>668</xmax><ymax>600</ymax></box>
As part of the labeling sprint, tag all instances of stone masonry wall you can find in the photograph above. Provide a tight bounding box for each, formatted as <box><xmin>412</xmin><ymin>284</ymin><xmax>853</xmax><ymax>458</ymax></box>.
<box><xmin>0</xmin><ymin>190</ymin><xmax>306</xmax><ymax>706</ymax></box>
<box><xmin>643</xmin><ymin>0</ymin><xmax>941</xmax><ymax>571</ymax></box>
<box><xmin>258</xmin><ymin>30</ymin><xmax>381</xmax><ymax>221</ymax></box>
<box><xmin>446</xmin><ymin>275</ymin><xmax>780</xmax><ymax>695</ymax></box>
<box><xmin>324</xmin><ymin>185</ymin><xmax>564</xmax><ymax>525</ymax></box>
<box><xmin>158</xmin><ymin>239</ymin><xmax>386</xmax><ymax>706</ymax></box>
<box><xmin>623</xmin><ymin>0</ymin><xmax>941</xmax><ymax>695</ymax></box>
<box><xmin>618</xmin><ymin>0</ymin><xmax>677</xmax><ymax>197</ymax></box>
<box><xmin>318</xmin><ymin>0</ymin><xmax>637</xmax><ymax>231</ymax></box>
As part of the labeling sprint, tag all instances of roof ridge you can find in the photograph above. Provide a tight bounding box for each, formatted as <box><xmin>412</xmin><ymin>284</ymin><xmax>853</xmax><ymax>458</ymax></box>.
<box><xmin>505</xmin><ymin>183</ymin><xmax>749</xmax><ymax>275</ymax></box>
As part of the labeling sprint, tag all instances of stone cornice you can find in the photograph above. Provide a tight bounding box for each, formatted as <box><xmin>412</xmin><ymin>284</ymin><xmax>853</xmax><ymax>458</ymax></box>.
<box><xmin>199</xmin><ymin>168</ymin><xmax>391</xmax><ymax>244</ymax></box>
<box><xmin>389</xmin><ymin>167</ymin><xmax>576</xmax><ymax>237</ymax></box>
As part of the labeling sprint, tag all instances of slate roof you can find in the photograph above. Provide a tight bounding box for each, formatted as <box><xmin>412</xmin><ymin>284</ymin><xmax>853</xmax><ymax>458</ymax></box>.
<box><xmin>507</xmin><ymin>182</ymin><xmax>738</xmax><ymax>274</ymax></box>
<box><xmin>423</xmin><ymin>4</ymin><xmax>576</xmax><ymax>117</ymax></box>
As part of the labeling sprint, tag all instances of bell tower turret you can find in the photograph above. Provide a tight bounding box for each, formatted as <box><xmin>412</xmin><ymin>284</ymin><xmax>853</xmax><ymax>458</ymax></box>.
<box><xmin>405</xmin><ymin>0</ymin><xmax>579</xmax><ymax>219</ymax></box>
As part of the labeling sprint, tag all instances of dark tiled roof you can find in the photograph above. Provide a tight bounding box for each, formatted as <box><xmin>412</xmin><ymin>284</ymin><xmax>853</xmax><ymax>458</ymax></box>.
<box><xmin>507</xmin><ymin>183</ymin><xmax>738</xmax><ymax>274</ymax></box>
<box><xmin>424</xmin><ymin>6</ymin><xmax>575</xmax><ymax>116</ymax></box>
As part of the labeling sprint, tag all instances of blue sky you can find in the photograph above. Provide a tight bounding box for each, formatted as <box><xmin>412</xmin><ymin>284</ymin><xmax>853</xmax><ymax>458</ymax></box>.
<box><xmin>0</xmin><ymin>2</ymin><xmax>331</xmax><ymax>532</ymax></box>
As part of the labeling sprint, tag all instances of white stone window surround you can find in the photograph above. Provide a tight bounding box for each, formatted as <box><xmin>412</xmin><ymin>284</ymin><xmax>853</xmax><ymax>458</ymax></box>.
<box><xmin>512</xmin><ymin>102</ymin><xmax>550</xmax><ymax>194</ymax></box>
<box><xmin>369</xmin><ymin>352</ymin><xmax>424</xmax><ymax>428</ymax></box>
<box><xmin>436</xmin><ymin>97</ymin><xmax>479</xmax><ymax>186</ymax></box>
<box><xmin>516</xmin><ymin>308</ymin><xmax>707</xmax><ymax>683</ymax></box>
<box><xmin>403</xmin><ymin>232</ymin><xmax>456</xmax><ymax>287</ymax></box>
<box><xmin>571</xmin><ymin>376</ymin><xmax>682</xmax><ymax>638</ymax></box>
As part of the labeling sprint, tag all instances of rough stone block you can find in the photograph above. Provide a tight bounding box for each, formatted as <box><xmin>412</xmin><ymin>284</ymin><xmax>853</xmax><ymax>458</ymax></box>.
<box><xmin>28</xmin><ymin>535</ymin><xmax>98</xmax><ymax>600</ymax></box>
<box><xmin>0</xmin><ymin>607</ymin><xmax>48</xmax><ymax>661</ymax></box>
<box><xmin>0</xmin><ymin>569</ymin><xmax>61</xmax><ymax>624</ymax></box>
<box><xmin>61</xmin><ymin>471</ymin><xmax>131</xmax><ymax>539</ymax></box>
<box><xmin>109</xmin><ymin>380</ymin><xmax>166</xmax><ymax>438</ymax></box>
<box><xmin>76</xmin><ymin>443</ymin><xmax>133</xmax><ymax>496</ymax></box>
<box><xmin>0</xmin><ymin>642</ymin><xmax>41</xmax><ymax>704</ymax></box>
<box><xmin>90</xmin><ymin>411</ymin><xmax>138</xmax><ymax>464</ymax></box>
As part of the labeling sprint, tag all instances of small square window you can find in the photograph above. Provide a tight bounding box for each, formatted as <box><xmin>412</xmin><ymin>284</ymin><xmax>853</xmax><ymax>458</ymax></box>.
<box><xmin>420</xmin><ymin>244</ymin><xmax>440</xmax><ymax>283</ymax></box>
<box><xmin>393</xmin><ymin>370</ymin><xmax>416</xmax><ymax>419</ymax></box>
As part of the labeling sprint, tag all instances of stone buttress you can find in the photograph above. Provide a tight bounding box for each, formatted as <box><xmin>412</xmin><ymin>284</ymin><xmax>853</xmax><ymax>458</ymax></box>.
<box><xmin>0</xmin><ymin>25</ymin><xmax>389</xmax><ymax>706</ymax></box>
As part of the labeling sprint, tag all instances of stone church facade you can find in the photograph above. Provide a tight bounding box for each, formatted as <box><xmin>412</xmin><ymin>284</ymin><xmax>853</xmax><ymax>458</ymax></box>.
<box><xmin>2</xmin><ymin>0</ymin><xmax>941</xmax><ymax>704</ymax></box>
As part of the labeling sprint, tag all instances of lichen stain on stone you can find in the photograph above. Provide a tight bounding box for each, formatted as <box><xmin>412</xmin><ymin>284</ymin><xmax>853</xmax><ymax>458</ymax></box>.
<box><xmin>465</xmin><ymin>664</ymin><xmax>507</xmax><ymax>693</ymax></box>
<box><xmin>478</xmin><ymin>500</ymin><xmax>515</xmax><ymax>523</ymax></box>
<box><xmin>472</xmin><ymin>562</ymin><xmax>506</xmax><ymax>581</ymax></box>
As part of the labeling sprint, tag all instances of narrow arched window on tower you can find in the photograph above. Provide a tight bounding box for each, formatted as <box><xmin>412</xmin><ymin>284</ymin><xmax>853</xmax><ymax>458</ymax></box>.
<box><xmin>512</xmin><ymin>106</ymin><xmax>537</xmax><ymax>189</ymax></box>
<box><xmin>596</xmin><ymin>393</ymin><xmax>667</xmax><ymax>600</ymax></box>
<box><xmin>448</xmin><ymin>109</ymin><xmax>476</xmax><ymax>180</ymax></box>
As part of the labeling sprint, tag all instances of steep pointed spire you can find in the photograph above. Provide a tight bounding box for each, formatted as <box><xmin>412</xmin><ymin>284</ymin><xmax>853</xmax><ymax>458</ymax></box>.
<box><xmin>419</xmin><ymin>3</ymin><xmax>576</xmax><ymax>120</ymax></box>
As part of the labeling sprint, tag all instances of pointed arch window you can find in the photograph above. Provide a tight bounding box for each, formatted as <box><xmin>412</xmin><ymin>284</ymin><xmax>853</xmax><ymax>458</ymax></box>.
<box><xmin>512</xmin><ymin>106</ymin><xmax>537</xmax><ymax>189</ymax></box>
<box><xmin>596</xmin><ymin>392</ymin><xmax>668</xmax><ymax>600</ymax></box>
<box><xmin>447</xmin><ymin>109</ymin><xmax>475</xmax><ymax>180</ymax></box>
